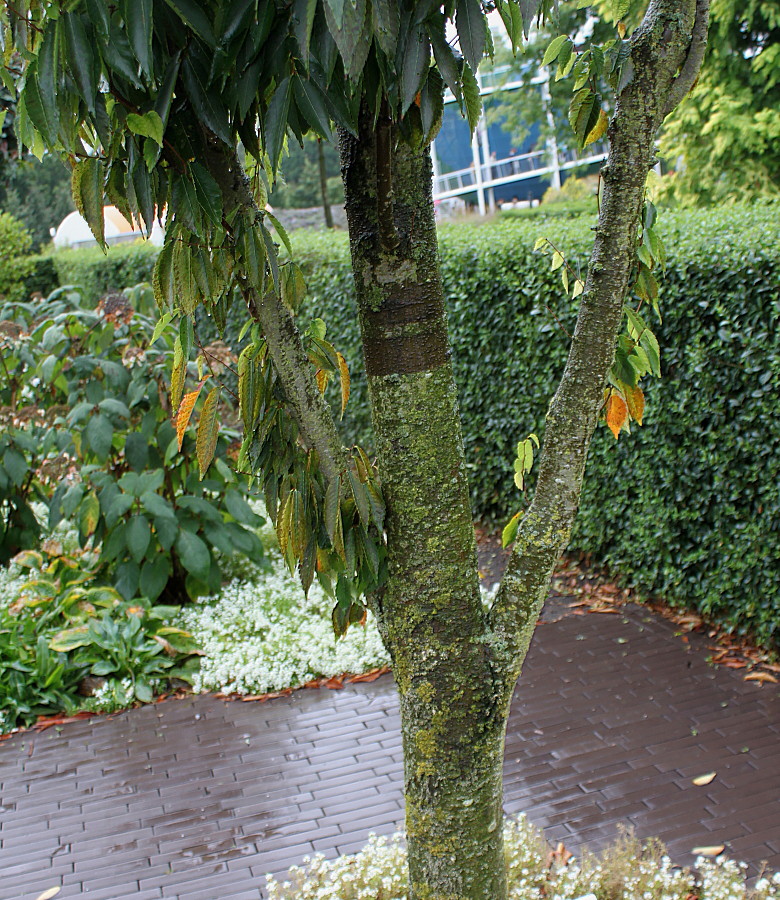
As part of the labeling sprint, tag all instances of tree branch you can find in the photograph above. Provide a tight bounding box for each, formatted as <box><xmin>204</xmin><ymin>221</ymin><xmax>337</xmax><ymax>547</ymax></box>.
<box><xmin>199</xmin><ymin>136</ymin><xmax>349</xmax><ymax>483</ymax></box>
<box><xmin>662</xmin><ymin>0</ymin><xmax>710</xmax><ymax>120</ymax></box>
<box><xmin>489</xmin><ymin>0</ymin><xmax>710</xmax><ymax>678</ymax></box>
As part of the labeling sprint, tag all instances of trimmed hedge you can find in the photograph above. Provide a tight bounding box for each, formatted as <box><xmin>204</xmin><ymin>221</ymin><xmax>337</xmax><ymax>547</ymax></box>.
<box><xmin>42</xmin><ymin>241</ymin><xmax>158</xmax><ymax>306</ymax></box>
<box><xmin>295</xmin><ymin>203</ymin><xmax>780</xmax><ymax>648</ymax></box>
<box><xmin>24</xmin><ymin>205</ymin><xmax>779</xmax><ymax>646</ymax></box>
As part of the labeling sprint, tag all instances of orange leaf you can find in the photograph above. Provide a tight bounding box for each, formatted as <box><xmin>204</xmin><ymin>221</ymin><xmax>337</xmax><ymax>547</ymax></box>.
<box><xmin>625</xmin><ymin>385</ymin><xmax>645</xmax><ymax>425</ymax></box>
<box><xmin>196</xmin><ymin>386</ymin><xmax>220</xmax><ymax>478</ymax></box>
<box><xmin>605</xmin><ymin>394</ymin><xmax>628</xmax><ymax>439</ymax></box>
<box><xmin>692</xmin><ymin>772</ymin><xmax>716</xmax><ymax>786</ymax></box>
<box><xmin>744</xmin><ymin>671</ymin><xmax>778</xmax><ymax>684</ymax></box>
<box><xmin>176</xmin><ymin>382</ymin><xmax>205</xmax><ymax>450</ymax></box>
<box><xmin>315</xmin><ymin>369</ymin><xmax>328</xmax><ymax>394</ymax></box>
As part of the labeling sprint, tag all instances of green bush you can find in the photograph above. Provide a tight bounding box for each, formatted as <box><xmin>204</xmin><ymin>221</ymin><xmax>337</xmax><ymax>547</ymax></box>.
<box><xmin>0</xmin><ymin>212</ymin><xmax>35</xmax><ymax>301</ymax></box>
<box><xmin>49</xmin><ymin>241</ymin><xmax>158</xmax><ymax>306</ymax></box>
<box><xmin>295</xmin><ymin>202</ymin><xmax>780</xmax><ymax>648</ymax></box>
<box><xmin>1</xmin><ymin>283</ymin><xmax>265</xmax><ymax>604</ymax></box>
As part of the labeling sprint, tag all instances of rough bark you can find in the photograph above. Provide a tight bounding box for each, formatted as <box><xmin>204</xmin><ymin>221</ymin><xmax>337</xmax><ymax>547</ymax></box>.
<box><xmin>489</xmin><ymin>0</ymin><xmax>711</xmax><ymax>684</ymax></box>
<box><xmin>340</xmin><ymin>113</ymin><xmax>511</xmax><ymax>900</ymax></box>
<box><xmin>200</xmin><ymin>138</ymin><xmax>347</xmax><ymax>482</ymax></box>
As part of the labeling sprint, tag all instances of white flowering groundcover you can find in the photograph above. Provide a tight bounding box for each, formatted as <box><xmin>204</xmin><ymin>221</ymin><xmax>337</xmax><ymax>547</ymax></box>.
<box><xmin>266</xmin><ymin>817</ymin><xmax>780</xmax><ymax>900</ymax></box>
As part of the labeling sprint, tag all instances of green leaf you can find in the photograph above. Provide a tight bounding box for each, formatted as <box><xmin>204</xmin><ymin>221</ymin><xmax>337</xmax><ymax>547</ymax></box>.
<box><xmin>63</xmin><ymin>12</ymin><xmax>99</xmax><ymax>115</ymax></box>
<box><xmin>140</xmin><ymin>491</ymin><xmax>176</xmax><ymax>519</ymax></box>
<box><xmin>85</xmin><ymin>413</ymin><xmax>114</xmax><ymax>460</ymax></box>
<box><xmin>224</xmin><ymin>491</ymin><xmax>263</xmax><ymax>526</ymax></box>
<box><xmin>568</xmin><ymin>87</ymin><xmax>600</xmax><ymax>148</ymax></box>
<box><xmin>181</xmin><ymin>57</ymin><xmax>232</xmax><ymax>145</ymax></box>
<box><xmin>196</xmin><ymin>387</ymin><xmax>220</xmax><ymax>479</ymax></box>
<box><xmin>293</xmin><ymin>75</ymin><xmax>332</xmax><ymax>140</ymax></box>
<box><xmin>191</xmin><ymin>163</ymin><xmax>223</xmax><ymax>226</ymax></box>
<box><xmin>293</xmin><ymin>0</ymin><xmax>318</xmax><ymax>60</ymax></box>
<box><xmin>176</xmin><ymin>530</ymin><xmax>211</xmax><ymax>581</ymax></box>
<box><xmin>502</xmin><ymin>511</ymin><xmax>522</xmax><ymax>548</ymax></box>
<box><xmin>456</xmin><ymin>0</ymin><xmax>486</xmax><ymax>73</ymax></box>
<box><xmin>461</xmin><ymin>61</ymin><xmax>482</xmax><ymax>132</ymax></box>
<box><xmin>164</xmin><ymin>0</ymin><xmax>217</xmax><ymax>46</ymax></box>
<box><xmin>324</xmin><ymin>475</ymin><xmax>341</xmax><ymax>542</ymax></box>
<box><xmin>325</xmin><ymin>0</ymin><xmax>346</xmax><ymax>29</ymax></box>
<box><xmin>139</xmin><ymin>555</ymin><xmax>171</xmax><ymax>601</ymax></box>
<box><xmin>428</xmin><ymin>17</ymin><xmax>460</xmax><ymax>100</ymax></box>
<box><xmin>400</xmin><ymin>24</ymin><xmax>430</xmax><ymax>114</ymax></box>
<box><xmin>153</xmin><ymin>244</ymin><xmax>175</xmax><ymax>311</ymax></box>
<box><xmin>125</xmin><ymin>434</ymin><xmax>150</xmax><ymax>472</ymax></box>
<box><xmin>72</xmin><ymin>157</ymin><xmax>106</xmax><ymax>249</ymax></box>
<box><xmin>373</xmin><ymin>0</ymin><xmax>400</xmax><ymax>58</ymax></box>
<box><xmin>126</xmin><ymin>111</ymin><xmax>165</xmax><ymax>146</ymax></box>
<box><xmin>264</xmin><ymin>77</ymin><xmax>292</xmax><ymax>170</ymax></box>
<box><xmin>79</xmin><ymin>491</ymin><xmax>101</xmax><ymax>538</ymax></box>
<box><xmin>24</xmin><ymin>51</ymin><xmax>60</xmax><ymax>147</ymax></box>
<box><xmin>542</xmin><ymin>34</ymin><xmax>569</xmax><ymax>67</ymax></box>
<box><xmin>126</xmin><ymin>515</ymin><xmax>152</xmax><ymax>564</ymax></box>
<box><xmin>122</xmin><ymin>0</ymin><xmax>154</xmax><ymax>77</ymax></box>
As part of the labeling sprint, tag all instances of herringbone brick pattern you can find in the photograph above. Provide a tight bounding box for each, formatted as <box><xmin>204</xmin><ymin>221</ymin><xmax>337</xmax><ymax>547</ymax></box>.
<box><xmin>1</xmin><ymin>600</ymin><xmax>778</xmax><ymax>899</ymax></box>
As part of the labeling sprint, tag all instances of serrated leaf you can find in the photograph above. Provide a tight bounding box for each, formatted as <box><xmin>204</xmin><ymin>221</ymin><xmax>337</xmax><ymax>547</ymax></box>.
<box><xmin>462</xmin><ymin>61</ymin><xmax>481</xmax><ymax>132</ymax></box>
<box><xmin>348</xmin><ymin>470</ymin><xmax>370</xmax><ymax>528</ymax></box>
<box><xmin>324</xmin><ymin>475</ymin><xmax>341</xmax><ymax>543</ymax></box>
<box><xmin>176</xmin><ymin>382</ymin><xmax>205</xmax><ymax>449</ymax></box>
<box><xmin>264</xmin><ymin>76</ymin><xmax>292</xmax><ymax>171</ymax></box>
<box><xmin>24</xmin><ymin>40</ymin><xmax>59</xmax><ymax>146</ymax></box>
<box><xmin>605</xmin><ymin>393</ymin><xmax>628</xmax><ymax>439</ymax></box>
<box><xmin>63</xmin><ymin>12</ymin><xmax>99</xmax><ymax>114</ymax></box>
<box><xmin>196</xmin><ymin>387</ymin><xmax>220</xmax><ymax>478</ymax></box>
<box><xmin>153</xmin><ymin>243</ymin><xmax>175</xmax><ymax>311</ymax></box>
<box><xmin>585</xmin><ymin>107</ymin><xmax>609</xmax><ymax>146</ymax></box>
<box><xmin>373</xmin><ymin>0</ymin><xmax>400</xmax><ymax>58</ymax></box>
<box><xmin>456</xmin><ymin>0</ymin><xmax>486</xmax><ymax>73</ymax></box>
<box><xmin>72</xmin><ymin>157</ymin><xmax>106</xmax><ymax>249</ymax></box>
<box><xmin>337</xmin><ymin>351</ymin><xmax>350</xmax><ymax>418</ymax></box>
<box><xmin>400</xmin><ymin>23</ymin><xmax>430</xmax><ymax>114</ymax></box>
<box><xmin>569</xmin><ymin>87</ymin><xmax>597</xmax><ymax>148</ymax></box>
<box><xmin>518</xmin><ymin>0</ymin><xmax>542</xmax><ymax>38</ymax></box>
<box><xmin>502</xmin><ymin>511</ymin><xmax>522</xmax><ymax>548</ymax></box>
<box><xmin>127</xmin><ymin>111</ymin><xmax>165</xmax><ymax>146</ymax></box>
<box><xmin>181</xmin><ymin>57</ymin><xmax>232</xmax><ymax>145</ymax></box>
<box><xmin>624</xmin><ymin>385</ymin><xmax>645</xmax><ymax>425</ymax></box>
<box><xmin>123</xmin><ymin>0</ymin><xmax>154</xmax><ymax>77</ymax></box>
<box><xmin>164</xmin><ymin>0</ymin><xmax>217</xmax><ymax>46</ymax></box>
<box><xmin>542</xmin><ymin>34</ymin><xmax>569</xmax><ymax>67</ymax></box>
<box><xmin>174</xmin><ymin>240</ymin><xmax>200</xmax><ymax>315</ymax></box>
<box><xmin>293</xmin><ymin>75</ymin><xmax>332</xmax><ymax>140</ymax></box>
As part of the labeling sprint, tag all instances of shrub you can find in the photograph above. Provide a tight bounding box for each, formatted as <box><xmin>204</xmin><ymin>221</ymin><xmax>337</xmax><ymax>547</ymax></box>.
<box><xmin>50</xmin><ymin>241</ymin><xmax>158</xmax><ymax>306</ymax></box>
<box><xmin>266</xmin><ymin>817</ymin><xmax>780</xmax><ymax>900</ymax></box>
<box><xmin>0</xmin><ymin>212</ymin><xmax>35</xmax><ymax>301</ymax></box>
<box><xmin>0</xmin><ymin>283</ymin><xmax>265</xmax><ymax>604</ymax></box>
<box><xmin>295</xmin><ymin>202</ymin><xmax>780</xmax><ymax>648</ymax></box>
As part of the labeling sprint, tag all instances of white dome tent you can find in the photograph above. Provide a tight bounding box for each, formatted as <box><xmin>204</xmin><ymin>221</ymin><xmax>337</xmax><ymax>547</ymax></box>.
<box><xmin>52</xmin><ymin>206</ymin><xmax>164</xmax><ymax>249</ymax></box>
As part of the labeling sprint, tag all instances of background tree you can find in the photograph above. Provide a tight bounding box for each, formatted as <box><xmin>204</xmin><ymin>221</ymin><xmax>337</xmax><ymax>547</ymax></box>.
<box><xmin>0</xmin><ymin>151</ymin><xmax>73</xmax><ymax>249</ymax></box>
<box><xmin>269</xmin><ymin>134</ymin><xmax>343</xmax><ymax>218</ymax></box>
<box><xmin>3</xmin><ymin>1</ymin><xmax>709</xmax><ymax>897</ymax></box>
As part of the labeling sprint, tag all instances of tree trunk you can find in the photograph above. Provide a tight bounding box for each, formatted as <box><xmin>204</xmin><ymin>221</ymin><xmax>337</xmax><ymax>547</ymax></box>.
<box><xmin>340</xmin><ymin>111</ymin><xmax>512</xmax><ymax>900</ymax></box>
<box><xmin>317</xmin><ymin>139</ymin><xmax>335</xmax><ymax>229</ymax></box>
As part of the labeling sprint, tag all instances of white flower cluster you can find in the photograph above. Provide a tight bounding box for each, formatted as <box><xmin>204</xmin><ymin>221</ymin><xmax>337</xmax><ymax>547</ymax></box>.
<box><xmin>175</xmin><ymin>545</ymin><xmax>389</xmax><ymax>696</ymax></box>
<box><xmin>266</xmin><ymin>817</ymin><xmax>780</xmax><ymax>900</ymax></box>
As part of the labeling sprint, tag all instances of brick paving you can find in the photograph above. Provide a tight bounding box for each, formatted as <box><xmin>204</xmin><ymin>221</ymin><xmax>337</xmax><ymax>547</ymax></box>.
<box><xmin>1</xmin><ymin>599</ymin><xmax>779</xmax><ymax>900</ymax></box>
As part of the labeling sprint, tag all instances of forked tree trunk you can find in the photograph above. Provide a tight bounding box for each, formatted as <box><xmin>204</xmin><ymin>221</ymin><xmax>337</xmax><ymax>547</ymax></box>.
<box><xmin>340</xmin><ymin>113</ymin><xmax>513</xmax><ymax>899</ymax></box>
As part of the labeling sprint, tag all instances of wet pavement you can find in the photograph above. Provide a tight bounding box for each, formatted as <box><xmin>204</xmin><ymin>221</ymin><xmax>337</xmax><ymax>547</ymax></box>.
<box><xmin>1</xmin><ymin>598</ymin><xmax>779</xmax><ymax>899</ymax></box>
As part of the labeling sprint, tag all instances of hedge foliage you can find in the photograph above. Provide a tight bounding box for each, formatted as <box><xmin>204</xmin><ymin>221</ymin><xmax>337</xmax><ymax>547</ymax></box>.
<box><xmin>294</xmin><ymin>203</ymin><xmax>780</xmax><ymax>648</ymax></box>
<box><xmin>25</xmin><ymin>204</ymin><xmax>779</xmax><ymax>647</ymax></box>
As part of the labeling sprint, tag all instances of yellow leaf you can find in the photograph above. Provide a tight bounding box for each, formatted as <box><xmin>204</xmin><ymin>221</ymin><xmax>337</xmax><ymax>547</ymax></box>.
<box><xmin>175</xmin><ymin>382</ymin><xmax>205</xmax><ymax>450</ymax></box>
<box><xmin>625</xmin><ymin>385</ymin><xmax>645</xmax><ymax>425</ymax></box>
<box><xmin>692</xmin><ymin>772</ymin><xmax>716</xmax><ymax>786</ymax></box>
<box><xmin>337</xmin><ymin>352</ymin><xmax>350</xmax><ymax>419</ymax></box>
<box><xmin>605</xmin><ymin>394</ymin><xmax>628</xmax><ymax>439</ymax></box>
<box><xmin>617</xmin><ymin>21</ymin><xmax>626</xmax><ymax>38</ymax></box>
<box><xmin>170</xmin><ymin>357</ymin><xmax>186</xmax><ymax>416</ymax></box>
<box><xmin>196</xmin><ymin>387</ymin><xmax>220</xmax><ymax>479</ymax></box>
<box><xmin>315</xmin><ymin>369</ymin><xmax>328</xmax><ymax>394</ymax></box>
<box><xmin>585</xmin><ymin>108</ymin><xmax>609</xmax><ymax>146</ymax></box>
<box><xmin>692</xmin><ymin>845</ymin><xmax>725</xmax><ymax>857</ymax></box>
<box><xmin>35</xmin><ymin>889</ymin><xmax>61</xmax><ymax>900</ymax></box>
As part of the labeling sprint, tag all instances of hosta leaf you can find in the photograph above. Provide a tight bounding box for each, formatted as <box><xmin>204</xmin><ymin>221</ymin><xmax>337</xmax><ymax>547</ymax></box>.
<box><xmin>196</xmin><ymin>387</ymin><xmax>220</xmax><ymax>478</ymax></box>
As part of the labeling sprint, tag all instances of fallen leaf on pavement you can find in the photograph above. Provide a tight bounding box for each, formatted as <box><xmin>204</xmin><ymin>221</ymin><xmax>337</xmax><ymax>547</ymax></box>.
<box><xmin>744</xmin><ymin>672</ymin><xmax>778</xmax><ymax>684</ymax></box>
<box><xmin>692</xmin><ymin>772</ymin><xmax>716</xmax><ymax>786</ymax></box>
<box><xmin>35</xmin><ymin>889</ymin><xmax>61</xmax><ymax>900</ymax></box>
<box><xmin>692</xmin><ymin>845</ymin><xmax>725</xmax><ymax>857</ymax></box>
